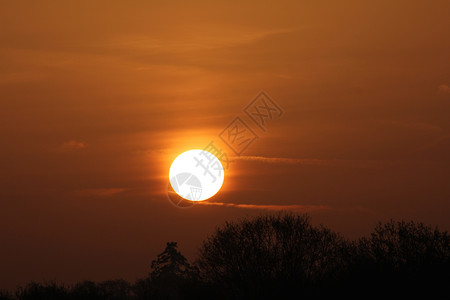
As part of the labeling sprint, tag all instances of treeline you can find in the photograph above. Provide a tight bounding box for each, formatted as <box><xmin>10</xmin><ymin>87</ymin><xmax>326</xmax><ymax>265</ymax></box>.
<box><xmin>1</xmin><ymin>213</ymin><xmax>449</xmax><ymax>299</ymax></box>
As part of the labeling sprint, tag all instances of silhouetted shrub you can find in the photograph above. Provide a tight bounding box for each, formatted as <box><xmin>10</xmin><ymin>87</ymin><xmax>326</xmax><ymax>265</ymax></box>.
<box><xmin>96</xmin><ymin>279</ymin><xmax>131</xmax><ymax>300</ymax></box>
<box><xmin>16</xmin><ymin>281</ymin><xmax>67</xmax><ymax>300</ymax></box>
<box><xmin>132</xmin><ymin>278</ymin><xmax>152</xmax><ymax>300</ymax></box>
<box><xmin>70</xmin><ymin>280</ymin><xmax>100</xmax><ymax>300</ymax></box>
<box><xmin>0</xmin><ymin>290</ymin><xmax>13</xmax><ymax>300</ymax></box>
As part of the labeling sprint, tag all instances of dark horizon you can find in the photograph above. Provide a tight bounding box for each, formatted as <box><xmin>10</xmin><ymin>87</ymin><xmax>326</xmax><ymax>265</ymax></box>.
<box><xmin>1</xmin><ymin>213</ymin><xmax>449</xmax><ymax>299</ymax></box>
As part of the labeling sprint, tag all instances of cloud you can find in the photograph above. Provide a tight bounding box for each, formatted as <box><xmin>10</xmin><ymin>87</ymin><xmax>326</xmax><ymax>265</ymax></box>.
<box><xmin>110</xmin><ymin>28</ymin><xmax>293</xmax><ymax>54</ymax></box>
<box><xmin>197</xmin><ymin>201</ymin><xmax>331</xmax><ymax>212</ymax></box>
<box><xmin>234</xmin><ymin>155</ymin><xmax>339</xmax><ymax>165</ymax></box>
<box><xmin>438</xmin><ymin>84</ymin><xmax>450</xmax><ymax>94</ymax></box>
<box><xmin>196</xmin><ymin>200</ymin><xmax>380</xmax><ymax>218</ymax></box>
<box><xmin>233</xmin><ymin>156</ymin><xmax>391</xmax><ymax>168</ymax></box>
<box><xmin>411</xmin><ymin>133</ymin><xmax>450</xmax><ymax>157</ymax></box>
<box><xmin>60</xmin><ymin>140</ymin><xmax>87</xmax><ymax>151</ymax></box>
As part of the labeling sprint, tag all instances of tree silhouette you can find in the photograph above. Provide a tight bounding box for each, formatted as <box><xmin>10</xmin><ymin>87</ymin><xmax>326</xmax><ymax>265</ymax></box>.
<box><xmin>361</xmin><ymin>220</ymin><xmax>449</xmax><ymax>268</ymax></box>
<box><xmin>196</xmin><ymin>213</ymin><xmax>348</xmax><ymax>299</ymax></box>
<box><xmin>5</xmin><ymin>215</ymin><xmax>450</xmax><ymax>299</ymax></box>
<box><xmin>134</xmin><ymin>242</ymin><xmax>200</xmax><ymax>300</ymax></box>
<box><xmin>346</xmin><ymin>220</ymin><xmax>450</xmax><ymax>298</ymax></box>
<box><xmin>150</xmin><ymin>242</ymin><xmax>198</xmax><ymax>281</ymax></box>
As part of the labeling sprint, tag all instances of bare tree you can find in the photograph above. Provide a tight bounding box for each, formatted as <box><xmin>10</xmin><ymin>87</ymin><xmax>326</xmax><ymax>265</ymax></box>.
<box><xmin>348</xmin><ymin>220</ymin><xmax>450</xmax><ymax>298</ymax></box>
<box><xmin>196</xmin><ymin>213</ymin><xmax>348</xmax><ymax>299</ymax></box>
<box><xmin>359</xmin><ymin>220</ymin><xmax>450</xmax><ymax>268</ymax></box>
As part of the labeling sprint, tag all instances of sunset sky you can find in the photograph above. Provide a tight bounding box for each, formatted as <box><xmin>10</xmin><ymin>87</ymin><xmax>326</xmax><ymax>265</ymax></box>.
<box><xmin>1</xmin><ymin>0</ymin><xmax>450</xmax><ymax>290</ymax></box>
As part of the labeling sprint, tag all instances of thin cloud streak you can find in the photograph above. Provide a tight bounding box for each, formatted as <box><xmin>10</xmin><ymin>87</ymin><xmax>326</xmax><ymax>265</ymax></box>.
<box><xmin>234</xmin><ymin>156</ymin><xmax>397</xmax><ymax>168</ymax></box>
<box><xmin>197</xmin><ymin>201</ymin><xmax>378</xmax><ymax>217</ymax></box>
<box><xmin>438</xmin><ymin>84</ymin><xmax>450</xmax><ymax>94</ymax></box>
<box><xmin>197</xmin><ymin>201</ymin><xmax>331</xmax><ymax>212</ymax></box>
<box><xmin>110</xmin><ymin>28</ymin><xmax>294</xmax><ymax>54</ymax></box>
<box><xmin>60</xmin><ymin>140</ymin><xmax>87</xmax><ymax>151</ymax></box>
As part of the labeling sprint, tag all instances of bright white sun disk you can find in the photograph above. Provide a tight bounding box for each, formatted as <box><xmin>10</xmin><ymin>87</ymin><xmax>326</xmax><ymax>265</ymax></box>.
<box><xmin>169</xmin><ymin>149</ymin><xmax>224</xmax><ymax>201</ymax></box>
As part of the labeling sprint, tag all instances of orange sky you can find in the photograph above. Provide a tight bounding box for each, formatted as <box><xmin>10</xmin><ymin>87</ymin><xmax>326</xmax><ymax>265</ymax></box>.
<box><xmin>1</xmin><ymin>0</ymin><xmax>450</xmax><ymax>290</ymax></box>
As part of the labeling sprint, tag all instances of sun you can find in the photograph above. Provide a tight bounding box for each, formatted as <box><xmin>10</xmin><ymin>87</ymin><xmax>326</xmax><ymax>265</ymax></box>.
<box><xmin>169</xmin><ymin>149</ymin><xmax>224</xmax><ymax>201</ymax></box>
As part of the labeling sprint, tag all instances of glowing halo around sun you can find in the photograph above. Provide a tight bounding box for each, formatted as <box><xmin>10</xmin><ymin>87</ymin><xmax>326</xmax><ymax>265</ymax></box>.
<box><xmin>169</xmin><ymin>149</ymin><xmax>224</xmax><ymax>201</ymax></box>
